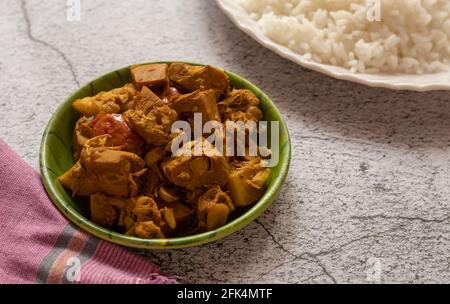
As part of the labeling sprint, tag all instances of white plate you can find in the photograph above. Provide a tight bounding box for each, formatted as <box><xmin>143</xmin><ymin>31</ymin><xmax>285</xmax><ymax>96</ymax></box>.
<box><xmin>216</xmin><ymin>0</ymin><xmax>450</xmax><ymax>91</ymax></box>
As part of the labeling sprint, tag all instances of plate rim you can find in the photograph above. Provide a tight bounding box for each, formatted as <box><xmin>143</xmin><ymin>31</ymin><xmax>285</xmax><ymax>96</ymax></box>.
<box><xmin>216</xmin><ymin>0</ymin><xmax>450</xmax><ymax>92</ymax></box>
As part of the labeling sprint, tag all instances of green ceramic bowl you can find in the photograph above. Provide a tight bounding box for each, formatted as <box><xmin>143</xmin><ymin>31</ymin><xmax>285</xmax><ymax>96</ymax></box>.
<box><xmin>40</xmin><ymin>62</ymin><xmax>291</xmax><ymax>249</ymax></box>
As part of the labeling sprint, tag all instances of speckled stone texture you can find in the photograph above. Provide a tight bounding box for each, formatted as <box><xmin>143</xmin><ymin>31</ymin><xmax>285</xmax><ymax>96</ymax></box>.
<box><xmin>1</xmin><ymin>0</ymin><xmax>449</xmax><ymax>283</ymax></box>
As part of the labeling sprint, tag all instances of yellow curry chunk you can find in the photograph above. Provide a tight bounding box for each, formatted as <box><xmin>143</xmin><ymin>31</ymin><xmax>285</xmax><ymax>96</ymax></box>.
<box><xmin>124</xmin><ymin>87</ymin><xmax>178</xmax><ymax>146</ymax></box>
<box><xmin>73</xmin><ymin>116</ymin><xmax>94</xmax><ymax>161</ymax></box>
<box><xmin>124</xmin><ymin>105</ymin><xmax>177</xmax><ymax>146</ymax></box>
<box><xmin>168</xmin><ymin>63</ymin><xmax>229</xmax><ymax>94</ymax></box>
<box><xmin>90</xmin><ymin>193</ymin><xmax>125</xmax><ymax>228</ymax></box>
<box><xmin>73</xmin><ymin>83</ymin><xmax>137</xmax><ymax>116</ymax></box>
<box><xmin>158</xmin><ymin>201</ymin><xmax>192</xmax><ymax>223</ymax></box>
<box><xmin>226</xmin><ymin>159</ymin><xmax>270</xmax><ymax>207</ymax></box>
<box><xmin>131</xmin><ymin>221</ymin><xmax>165</xmax><ymax>239</ymax></box>
<box><xmin>196</xmin><ymin>185</ymin><xmax>235</xmax><ymax>231</ymax></box>
<box><xmin>131</xmin><ymin>86</ymin><xmax>165</xmax><ymax>114</ymax></box>
<box><xmin>59</xmin><ymin>135</ymin><xmax>146</xmax><ymax>197</ymax></box>
<box><xmin>162</xmin><ymin>138</ymin><xmax>230</xmax><ymax>190</ymax></box>
<box><xmin>172</xmin><ymin>89</ymin><xmax>221</xmax><ymax>122</ymax></box>
<box><xmin>131</xmin><ymin>64</ymin><xmax>168</xmax><ymax>90</ymax></box>
<box><xmin>218</xmin><ymin>89</ymin><xmax>263</xmax><ymax>122</ymax></box>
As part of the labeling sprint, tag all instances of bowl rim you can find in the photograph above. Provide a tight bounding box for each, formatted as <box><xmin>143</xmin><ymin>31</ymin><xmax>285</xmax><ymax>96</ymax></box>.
<box><xmin>40</xmin><ymin>61</ymin><xmax>291</xmax><ymax>249</ymax></box>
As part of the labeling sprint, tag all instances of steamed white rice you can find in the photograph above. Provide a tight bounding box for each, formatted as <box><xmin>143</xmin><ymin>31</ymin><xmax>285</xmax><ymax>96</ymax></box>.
<box><xmin>233</xmin><ymin>0</ymin><xmax>450</xmax><ymax>74</ymax></box>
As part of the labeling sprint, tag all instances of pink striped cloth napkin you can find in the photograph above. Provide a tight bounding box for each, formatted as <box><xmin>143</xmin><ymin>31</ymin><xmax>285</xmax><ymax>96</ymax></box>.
<box><xmin>0</xmin><ymin>139</ymin><xmax>177</xmax><ymax>284</ymax></box>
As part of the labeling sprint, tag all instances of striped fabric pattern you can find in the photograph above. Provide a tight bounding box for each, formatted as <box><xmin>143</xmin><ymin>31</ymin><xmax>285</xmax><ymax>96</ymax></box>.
<box><xmin>0</xmin><ymin>139</ymin><xmax>177</xmax><ymax>284</ymax></box>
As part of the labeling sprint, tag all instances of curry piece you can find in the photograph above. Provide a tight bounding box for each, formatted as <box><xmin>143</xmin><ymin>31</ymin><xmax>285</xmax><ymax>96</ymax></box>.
<box><xmin>74</xmin><ymin>114</ymin><xmax>146</xmax><ymax>159</ymax></box>
<box><xmin>129</xmin><ymin>221</ymin><xmax>165</xmax><ymax>239</ymax></box>
<box><xmin>143</xmin><ymin>166</ymin><xmax>166</xmax><ymax>196</ymax></box>
<box><xmin>225</xmin><ymin>159</ymin><xmax>270</xmax><ymax>207</ymax></box>
<box><xmin>196</xmin><ymin>185</ymin><xmax>235</xmax><ymax>232</ymax></box>
<box><xmin>122</xmin><ymin>196</ymin><xmax>178</xmax><ymax>237</ymax></box>
<box><xmin>157</xmin><ymin>201</ymin><xmax>193</xmax><ymax>224</ymax></box>
<box><xmin>124</xmin><ymin>87</ymin><xmax>178</xmax><ymax>146</ymax></box>
<box><xmin>157</xmin><ymin>184</ymin><xmax>181</xmax><ymax>204</ymax></box>
<box><xmin>144</xmin><ymin>147</ymin><xmax>167</xmax><ymax>167</ymax></box>
<box><xmin>168</xmin><ymin>63</ymin><xmax>229</xmax><ymax>94</ymax></box>
<box><xmin>73</xmin><ymin>116</ymin><xmax>94</xmax><ymax>161</ymax></box>
<box><xmin>91</xmin><ymin>114</ymin><xmax>145</xmax><ymax>155</ymax></box>
<box><xmin>125</xmin><ymin>196</ymin><xmax>162</xmax><ymax>224</ymax></box>
<box><xmin>131</xmin><ymin>87</ymin><xmax>165</xmax><ymax>114</ymax></box>
<box><xmin>90</xmin><ymin>193</ymin><xmax>125</xmax><ymax>228</ymax></box>
<box><xmin>59</xmin><ymin>135</ymin><xmax>147</xmax><ymax>197</ymax></box>
<box><xmin>131</xmin><ymin>64</ymin><xmax>168</xmax><ymax>90</ymax></box>
<box><xmin>172</xmin><ymin>89</ymin><xmax>221</xmax><ymax>122</ymax></box>
<box><xmin>162</xmin><ymin>86</ymin><xmax>182</xmax><ymax>104</ymax></box>
<box><xmin>218</xmin><ymin>89</ymin><xmax>263</xmax><ymax>122</ymax></box>
<box><xmin>162</xmin><ymin>138</ymin><xmax>230</xmax><ymax>191</ymax></box>
<box><xmin>73</xmin><ymin>83</ymin><xmax>137</xmax><ymax>116</ymax></box>
<box><xmin>124</xmin><ymin>106</ymin><xmax>177</xmax><ymax>146</ymax></box>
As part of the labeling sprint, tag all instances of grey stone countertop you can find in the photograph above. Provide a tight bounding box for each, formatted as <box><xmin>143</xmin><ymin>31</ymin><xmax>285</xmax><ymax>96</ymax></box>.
<box><xmin>1</xmin><ymin>0</ymin><xmax>449</xmax><ymax>283</ymax></box>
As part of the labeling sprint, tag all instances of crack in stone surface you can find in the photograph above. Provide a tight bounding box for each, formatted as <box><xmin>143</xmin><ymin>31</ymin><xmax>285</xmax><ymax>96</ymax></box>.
<box><xmin>351</xmin><ymin>214</ymin><xmax>449</xmax><ymax>224</ymax></box>
<box><xmin>255</xmin><ymin>219</ymin><xmax>297</xmax><ymax>258</ymax></box>
<box><xmin>264</xmin><ymin>225</ymin><xmax>406</xmax><ymax>283</ymax></box>
<box><xmin>299</xmin><ymin>225</ymin><xmax>404</xmax><ymax>259</ymax></box>
<box><xmin>254</xmin><ymin>219</ymin><xmax>338</xmax><ymax>283</ymax></box>
<box><xmin>251</xmin><ymin>257</ymin><xmax>298</xmax><ymax>283</ymax></box>
<box><xmin>300</xmin><ymin>273</ymin><xmax>326</xmax><ymax>283</ymax></box>
<box><xmin>20</xmin><ymin>0</ymin><xmax>80</xmax><ymax>87</ymax></box>
<box><xmin>309</xmin><ymin>257</ymin><xmax>337</xmax><ymax>284</ymax></box>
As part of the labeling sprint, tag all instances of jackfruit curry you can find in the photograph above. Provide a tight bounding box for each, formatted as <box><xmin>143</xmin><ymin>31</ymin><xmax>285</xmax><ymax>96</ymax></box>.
<box><xmin>59</xmin><ymin>63</ymin><xmax>270</xmax><ymax>239</ymax></box>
